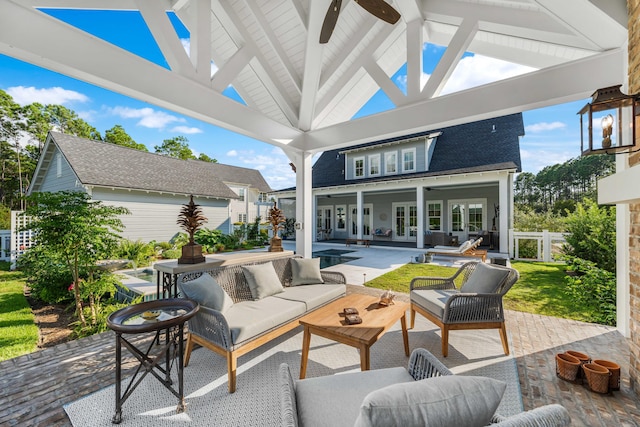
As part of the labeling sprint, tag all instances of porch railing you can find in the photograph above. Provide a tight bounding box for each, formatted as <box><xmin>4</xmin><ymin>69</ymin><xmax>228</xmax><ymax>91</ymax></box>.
<box><xmin>508</xmin><ymin>229</ymin><xmax>568</xmax><ymax>262</ymax></box>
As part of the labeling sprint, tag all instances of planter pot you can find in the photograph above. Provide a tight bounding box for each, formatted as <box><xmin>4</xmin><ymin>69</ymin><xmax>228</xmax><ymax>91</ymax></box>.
<box><xmin>556</xmin><ymin>353</ymin><xmax>581</xmax><ymax>382</ymax></box>
<box><xmin>583</xmin><ymin>363</ymin><xmax>611</xmax><ymax>394</ymax></box>
<box><xmin>565</xmin><ymin>350</ymin><xmax>590</xmax><ymax>379</ymax></box>
<box><xmin>593</xmin><ymin>359</ymin><xmax>621</xmax><ymax>391</ymax></box>
<box><xmin>178</xmin><ymin>243</ymin><xmax>205</xmax><ymax>264</ymax></box>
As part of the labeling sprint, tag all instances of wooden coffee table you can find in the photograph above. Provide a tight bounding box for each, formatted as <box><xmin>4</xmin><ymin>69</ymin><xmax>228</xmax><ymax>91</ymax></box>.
<box><xmin>299</xmin><ymin>293</ymin><xmax>409</xmax><ymax>379</ymax></box>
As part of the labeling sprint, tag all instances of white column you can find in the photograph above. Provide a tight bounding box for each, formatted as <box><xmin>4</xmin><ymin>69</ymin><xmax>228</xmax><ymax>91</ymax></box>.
<box><xmin>417</xmin><ymin>185</ymin><xmax>424</xmax><ymax>248</ymax></box>
<box><xmin>293</xmin><ymin>151</ymin><xmax>314</xmax><ymax>258</ymax></box>
<box><xmin>356</xmin><ymin>190</ymin><xmax>363</xmax><ymax>239</ymax></box>
<box><xmin>499</xmin><ymin>174</ymin><xmax>510</xmax><ymax>254</ymax></box>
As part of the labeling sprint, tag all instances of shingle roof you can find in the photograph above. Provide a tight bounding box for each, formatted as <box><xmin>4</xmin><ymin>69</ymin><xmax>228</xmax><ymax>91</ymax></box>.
<box><xmin>309</xmin><ymin>113</ymin><xmax>524</xmax><ymax>189</ymax></box>
<box><xmin>49</xmin><ymin>132</ymin><xmax>270</xmax><ymax>198</ymax></box>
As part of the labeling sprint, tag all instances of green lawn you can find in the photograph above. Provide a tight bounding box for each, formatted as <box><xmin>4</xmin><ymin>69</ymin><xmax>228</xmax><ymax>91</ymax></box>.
<box><xmin>0</xmin><ymin>269</ymin><xmax>39</xmax><ymax>361</ymax></box>
<box><xmin>365</xmin><ymin>260</ymin><xmax>593</xmax><ymax>322</ymax></box>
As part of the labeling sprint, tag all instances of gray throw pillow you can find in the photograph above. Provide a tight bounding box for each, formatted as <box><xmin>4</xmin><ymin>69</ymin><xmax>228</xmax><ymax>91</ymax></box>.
<box><xmin>354</xmin><ymin>376</ymin><xmax>506</xmax><ymax>427</ymax></box>
<box><xmin>460</xmin><ymin>262</ymin><xmax>510</xmax><ymax>294</ymax></box>
<box><xmin>179</xmin><ymin>273</ymin><xmax>233</xmax><ymax>312</ymax></box>
<box><xmin>291</xmin><ymin>258</ymin><xmax>324</xmax><ymax>286</ymax></box>
<box><xmin>242</xmin><ymin>262</ymin><xmax>284</xmax><ymax>300</ymax></box>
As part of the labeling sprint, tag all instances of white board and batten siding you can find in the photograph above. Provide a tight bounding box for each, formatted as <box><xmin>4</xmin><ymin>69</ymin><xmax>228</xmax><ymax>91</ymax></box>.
<box><xmin>90</xmin><ymin>188</ymin><xmax>231</xmax><ymax>243</ymax></box>
<box><xmin>38</xmin><ymin>152</ymin><xmax>85</xmax><ymax>193</ymax></box>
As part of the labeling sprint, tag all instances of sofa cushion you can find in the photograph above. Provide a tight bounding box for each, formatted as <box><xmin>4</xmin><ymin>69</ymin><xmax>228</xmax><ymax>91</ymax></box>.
<box><xmin>291</xmin><ymin>258</ymin><xmax>324</xmax><ymax>286</ymax></box>
<box><xmin>460</xmin><ymin>262</ymin><xmax>509</xmax><ymax>294</ymax></box>
<box><xmin>296</xmin><ymin>367</ymin><xmax>414</xmax><ymax>427</ymax></box>
<box><xmin>273</xmin><ymin>284</ymin><xmax>345</xmax><ymax>311</ymax></box>
<box><xmin>224</xmin><ymin>297</ymin><xmax>306</xmax><ymax>345</ymax></box>
<box><xmin>410</xmin><ymin>289</ymin><xmax>458</xmax><ymax>319</ymax></box>
<box><xmin>179</xmin><ymin>273</ymin><xmax>233</xmax><ymax>312</ymax></box>
<box><xmin>242</xmin><ymin>262</ymin><xmax>284</xmax><ymax>300</ymax></box>
<box><xmin>354</xmin><ymin>376</ymin><xmax>506</xmax><ymax>427</ymax></box>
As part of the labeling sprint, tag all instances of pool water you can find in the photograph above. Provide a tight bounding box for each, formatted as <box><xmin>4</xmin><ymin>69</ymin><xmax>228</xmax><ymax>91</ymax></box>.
<box><xmin>312</xmin><ymin>249</ymin><xmax>359</xmax><ymax>269</ymax></box>
<box><xmin>121</xmin><ymin>268</ymin><xmax>156</xmax><ymax>282</ymax></box>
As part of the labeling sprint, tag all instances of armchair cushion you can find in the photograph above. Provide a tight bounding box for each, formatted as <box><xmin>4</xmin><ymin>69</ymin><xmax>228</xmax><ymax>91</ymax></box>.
<box><xmin>242</xmin><ymin>262</ymin><xmax>284</xmax><ymax>300</ymax></box>
<box><xmin>296</xmin><ymin>367</ymin><xmax>414</xmax><ymax>427</ymax></box>
<box><xmin>179</xmin><ymin>273</ymin><xmax>233</xmax><ymax>312</ymax></box>
<box><xmin>291</xmin><ymin>257</ymin><xmax>324</xmax><ymax>286</ymax></box>
<box><xmin>354</xmin><ymin>376</ymin><xmax>506</xmax><ymax>427</ymax></box>
<box><xmin>460</xmin><ymin>262</ymin><xmax>510</xmax><ymax>294</ymax></box>
<box><xmin>410</xmin><ymin>289</ymin><xmax>457</xmax><ymax>319</ymax></box>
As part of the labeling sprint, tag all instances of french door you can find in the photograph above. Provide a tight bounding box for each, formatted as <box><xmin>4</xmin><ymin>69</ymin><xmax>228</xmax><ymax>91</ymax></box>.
<box><xmin>448</xmin><ymin>199</ymin><xmax>486</xmax><ymax>241</ymax></box>
<box><xmin>392</xmin><ymin>203</ymin><xmax>417</xmax><ymax>241</ymax></box>
<box><xmin>348</xmin><ymin>204</ymin><xmax>372</xmax><ymax>238</ymax></box>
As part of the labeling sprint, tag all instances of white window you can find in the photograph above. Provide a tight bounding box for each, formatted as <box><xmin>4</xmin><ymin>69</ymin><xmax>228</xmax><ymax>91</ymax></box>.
<box><xmin>335</xmin><ymin>205</ymin><xmax>346</xmax><ymax>230</ymax></box>
<box><xmin>402</xmin><ymin>148</ymin><xmax>415</xmax><ymax>173</ymax></box>
<box><xmin>56</xmin><ymin>153</ymin><xmax>62</xmax><ymax>178</ymax></box>
<box><xmin>238</xmin><ymin>188</ymin><xmax>245</xmax><ymax>201</ymax></box>
<box><xmin>354</xmin><ymin>157</ymin><xmax>365</xmax><ymax>178</ymax></box>
<box><xmin>258</xmin><ymin>192</ymin><xmax>268</xmax><ymax>202</ymax></box>
<box><xmin>427</xmin><ymin>201</ymin><xmax>443</xmax><ymax>231</ymax></box>
<box><xmin>238</xmin><ymin>213</ymin><xmax>247</xmax><ymax>223</ymax></box>
<box><xmin>368</xmin><ymin>154</ymin><xmax>380</xmax><ymax>176</ymax></box>
<box><xmin>384</xmin><ymin>152</ymin><xmax>397</xmax><ymax>174</ymax></box>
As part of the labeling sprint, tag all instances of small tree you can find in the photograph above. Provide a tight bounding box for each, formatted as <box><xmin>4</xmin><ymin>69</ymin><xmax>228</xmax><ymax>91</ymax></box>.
<box><xmin>24</xmin><ymin>191</ymin><xmax>129</xmax><ymax>327</ymax></box>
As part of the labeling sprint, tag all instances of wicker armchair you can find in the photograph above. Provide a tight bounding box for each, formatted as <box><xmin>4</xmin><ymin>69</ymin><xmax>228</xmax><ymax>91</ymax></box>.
<box><xmin>410</xmin><ymin>261</ymin><xmax>519</xmax><ymax>357</ymax></box>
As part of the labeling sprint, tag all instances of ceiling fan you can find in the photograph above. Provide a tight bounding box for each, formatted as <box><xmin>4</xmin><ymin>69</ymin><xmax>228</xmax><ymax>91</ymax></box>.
<box><xmin>320</xmin><ymin>0</ymin><xmax>401</xmax><ymax>44</ymax></box>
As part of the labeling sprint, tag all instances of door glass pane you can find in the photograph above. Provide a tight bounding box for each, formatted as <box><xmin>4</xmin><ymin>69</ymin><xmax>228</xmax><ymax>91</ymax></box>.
<box><xmin>468</xmin><ymin>203</ymin><xmax>483</xmax><ymax>232</ymax></box>
<box><xmin>351</xmin><ymin>208</ymin><xmax>358</xmax><ymax>235</ymax></box>
<box><xmin>316</xmin><ymin>209</ymin><xmax>322</xmax><ymax>229</ymax></box>
<box><xmin>409</xmin><ymin>205</ymin><xmax>417</xmax><ymax>237</ymax></box>
<box><xmin>451</xmin><ymin>204</ymin><xmax>464</xmax><ymax>232</ymax></box>
<box><xmin>324</xmin><ymin>209</ymin><xmax>332</xmax><ymax>230</ymax></box>
<box><xmin>363</xmin><ymin>207</ymin><xmax>371</xmax><ymax>235</ymax></box>
<box><xmin>395</xmin><ymin>206</ymin><xmax>406</xmax><ymax>237</ymax></box>
<box><xmin>336</xmin><ymin>206</ymin><xmax>346</xmax><ymax>229</ymax></box>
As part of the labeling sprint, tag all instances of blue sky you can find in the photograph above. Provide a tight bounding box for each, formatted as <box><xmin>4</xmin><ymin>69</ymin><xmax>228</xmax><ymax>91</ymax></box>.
<box><xmin>0</xmin><ymin>9</ymin><xmax>587</xmax><ymax>190</ymax></box>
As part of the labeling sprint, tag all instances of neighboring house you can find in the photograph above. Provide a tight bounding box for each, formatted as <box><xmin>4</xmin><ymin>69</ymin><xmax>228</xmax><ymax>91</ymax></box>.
<box><xmin>27</xmin><ymin>132</ymin><xmax>272</xmax><ymax>242</ymax></box>
<box><xmin>274</xmin><ymin>114</ymin><xmax>524</xmax><ymax>252</ymax></box>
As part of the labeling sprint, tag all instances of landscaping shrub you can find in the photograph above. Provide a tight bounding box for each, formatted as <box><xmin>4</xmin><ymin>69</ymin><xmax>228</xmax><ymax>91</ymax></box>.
<box><xmin>563</xmin><ymin>255</ymin><xmax>616</xmax><ymax>326</ymax></box>
<box><xmin>16</xmin><ymin>245</ymin><xmax>73</xmax><ymax>303</ymax></box>
<box><xmin>161</xmin><ymin>248</ymin><xmax>182</xmax><ymax>259</ymax></box>
<box><xmin>562</xmin><ymin>199</ymin><xmax>616</xmax><ymax>273</ymax></box>
<box><xmin>114</xmin><ymin>239</ymin><xmax>155</xmax><ymax>267</ymax></box>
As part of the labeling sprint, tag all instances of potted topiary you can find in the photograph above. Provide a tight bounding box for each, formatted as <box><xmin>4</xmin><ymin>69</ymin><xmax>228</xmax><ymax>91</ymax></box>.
<box><xmin>176</xmin><ymin>195</ymin><xmax>207</xmax><ymax>264</ymax></box>
<box><xmin>267</xmin><ymin>202</ymin><xmax>286</xmax><ymax>252</ymax></box>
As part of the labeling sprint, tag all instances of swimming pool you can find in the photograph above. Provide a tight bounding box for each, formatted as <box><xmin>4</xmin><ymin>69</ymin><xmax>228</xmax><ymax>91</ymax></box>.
<box><xmin>312</xmin><ymin>249</ymin><xmax>360</xmax><ymax>269</ymax></box>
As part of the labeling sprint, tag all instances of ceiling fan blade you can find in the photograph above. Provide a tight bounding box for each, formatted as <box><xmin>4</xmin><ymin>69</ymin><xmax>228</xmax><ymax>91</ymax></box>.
<box><xmin>320</xmin><ymin>0</ymin><xmax>342</xmax><ymax>44</ymax></box>
<box><xmin>355</xmin><ymin>0</ymin><xmax>401</xmax><ymax>25</ymax></box>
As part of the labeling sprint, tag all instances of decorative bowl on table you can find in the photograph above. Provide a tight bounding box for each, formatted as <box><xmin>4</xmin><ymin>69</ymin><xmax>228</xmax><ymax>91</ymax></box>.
<box><xmin>141</xmin><ymin>310</ymin><xmax>161</xmax><ymax>321</ymax></box>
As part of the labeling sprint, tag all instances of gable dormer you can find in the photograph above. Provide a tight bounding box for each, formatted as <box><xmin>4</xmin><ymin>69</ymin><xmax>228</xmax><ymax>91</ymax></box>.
<box><xmin>341</xmin><ymin>132</ymin><xmax>441</xmax><ymax>180</ymax></box>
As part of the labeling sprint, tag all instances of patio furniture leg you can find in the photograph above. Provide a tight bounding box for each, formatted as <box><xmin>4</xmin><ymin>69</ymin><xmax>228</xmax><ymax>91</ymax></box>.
<box><xmin>442</xmin><ymin>326</ymin><xmax>450</xmax><ymax>357</ymax></box>
<box><xmin>184</xmin><ymin>333</ymin><xmax>194</xmax><ymax>367</ymax></box>
<box><xmin>499</xmin><ymin>323</ymin><xmax>510</xmax><ymax>355</ymax></box>
<box><xmin>299</xmin><ymin>326</ymin><xmax>311</xmax><ymax>379</ymax></box>
<box><xmin>359</xmin><ymin>344</ymin><xmax>371</xmax><ymax>371</ymax></box>
<box><xmin>401</xmin><ymin>314</ymin><xmax>410</xmax><ymax>356</ymax></box>
<box><xmin>410</xmin><ymin>308</ymin><xmax>415</xmax><ymax>329</ymax></box>
<box><xmin>227</xmin><ymin>352</ymin><xmax>237</xmax><ymax>393</ymax></box>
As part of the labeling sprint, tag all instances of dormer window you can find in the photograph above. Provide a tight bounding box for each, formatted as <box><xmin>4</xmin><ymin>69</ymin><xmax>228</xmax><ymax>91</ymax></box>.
<box><xmin>354</xmin><ymin>157</ymin><xmax>365</xmax><ymax>178</ymax></box>
<box><xmin>402</xmin><ymin>148</ymin><xmax>416</xmax><ymax>173</ymax></box>
<box><xmin>369</xmin><ymin>154</ymin><xmax>380</xmax><ymax>176</ymax></box>
<box><xmin>384</xmin><ymin>152</ymin><xmax>397</xmax><ymax>174</ymax></box>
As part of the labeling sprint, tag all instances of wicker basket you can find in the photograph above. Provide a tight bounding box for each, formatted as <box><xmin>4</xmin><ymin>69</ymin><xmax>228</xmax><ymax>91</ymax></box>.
<box><xmin>556</xmin><ymin>353</ymin><xmax>581</xmax><ymax>382</ymax></box>
<box><xmin>583</xmin><ymin>363</ymin><xmax>611</xmax><ymax>394</ymax></box>
<box><xmin>593</xmin><ymin>359</ymin><xmax>621</xmax><ymax>391</ymax></box>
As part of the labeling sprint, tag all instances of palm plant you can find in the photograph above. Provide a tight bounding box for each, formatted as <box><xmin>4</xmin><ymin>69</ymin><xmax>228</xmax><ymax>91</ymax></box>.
<box><xmin>177</xmin><ymin>195</ymin><xmax>207</xmax><ymax>244</ymax></box>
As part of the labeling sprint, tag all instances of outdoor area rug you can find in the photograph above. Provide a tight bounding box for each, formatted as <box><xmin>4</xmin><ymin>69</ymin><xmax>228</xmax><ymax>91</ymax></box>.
<box><xmin>64</xmin><ymin>315</ymin><xmax>523</xmax><ymax>426</ymax></box>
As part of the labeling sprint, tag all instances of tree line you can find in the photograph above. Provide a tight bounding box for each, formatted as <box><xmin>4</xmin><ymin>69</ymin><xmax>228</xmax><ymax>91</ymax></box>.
<box><xmin>514</xmin><ymin>154</ymin><xmax>615</xmax><ymax>213</ymax></box>
<box><xmin>0</xmin><ymin>89</ymin><xmax>217</xmax><ymax>213</ymax></box>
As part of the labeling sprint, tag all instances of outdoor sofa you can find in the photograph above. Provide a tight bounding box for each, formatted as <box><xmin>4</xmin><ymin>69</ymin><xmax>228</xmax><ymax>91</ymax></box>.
<box><xmin>177</xmin><ymin>252</ymin><xmax>347</xmax><ymax>393</ymax></box>
<box><xmin>424</xmin><ymin>230</ymin><xmax>458</xmax><ymax>246</ymax></box>
<box><xmin>279</xmin><ymin>348</ymin><xmax>571</xmax><ymax>427</ymax></box>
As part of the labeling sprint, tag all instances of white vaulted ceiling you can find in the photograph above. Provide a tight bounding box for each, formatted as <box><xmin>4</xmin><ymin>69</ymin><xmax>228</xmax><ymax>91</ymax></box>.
<box><xmin>0</xmin><ymin>0</ymin><xmax>629</xmax><ymax>155</ymax></box>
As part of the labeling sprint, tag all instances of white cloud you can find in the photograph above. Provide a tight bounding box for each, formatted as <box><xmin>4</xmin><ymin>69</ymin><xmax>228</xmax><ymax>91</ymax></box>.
<box><xmin>441</xmin><ymin>55</ymin><xmax>535</xmax><ymax>95</ymax></box>
<box><xmin>525</xmin><ymin>121</ymin><xmax>566</xmax><ymax>133</ymax></box>
<box><xmin>108</xmin><ymin>106</ymin><xmax>184</xmax><ymax>129</ymax></box>
<box><xmin>227</xmin><ymin>150</ymin><xmax>238</xmax><ymax>156</ymax></box>
<box><xmin>229</xmin><ymin>148</ymin><xmax>295</xmax><ymax>189</ymax></box>
<box><xmin>171</xmin><ymin>125</ymin><xmax>202</xmax><ymax>134</ymax></box>
<box><xmin>520</xmin><ymin>148</ymin><xmax>575</xmax><ymax>173</ymax></box>
<box><xmin>7</xmin><ymin>86</ymin><xmax>89</xmax><ymax>106</ymax></box>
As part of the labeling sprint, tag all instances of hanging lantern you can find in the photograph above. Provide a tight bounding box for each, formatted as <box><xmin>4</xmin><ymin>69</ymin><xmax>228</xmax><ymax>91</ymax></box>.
<box><xmin>578</xmin><ymin>85</ymin><xmax>640</xmax><ymax>155</ymax></box>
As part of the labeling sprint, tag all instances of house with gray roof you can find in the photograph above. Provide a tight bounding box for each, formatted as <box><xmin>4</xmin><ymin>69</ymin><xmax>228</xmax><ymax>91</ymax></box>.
<box><xmin>274</xmin><ymin>114</ymin><xmax>524</xmax><ymax>252</ymax></box>
<box><xmin>28</xmin><ymin>132</ymin><xmax>272</xmax><ymax>242</ymax></box>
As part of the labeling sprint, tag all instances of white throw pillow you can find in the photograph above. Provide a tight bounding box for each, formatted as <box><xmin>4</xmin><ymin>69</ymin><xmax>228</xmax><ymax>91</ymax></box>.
<box><xmin>242</xmin><ymin>262</ymin><xmax>284</xmax><ymax>300</ymax></box>
<box><xmin>460</xmin><ymin>262</ymin><xmax>510</xmax><ymax>294</ymax></box>
<box><xmin>179</xmin><ymin>273</ymin><xmax>234</xmax><ymax>312</ymax></box>
<box><xmin>291</xmin><ymin>258</ymin><xmax>324</xmax><ymax>286</ymax></box>
<box><xmin>354</xmin><ymin>376</ymin><xmax>506</xmax><ymax>427</ymax></box>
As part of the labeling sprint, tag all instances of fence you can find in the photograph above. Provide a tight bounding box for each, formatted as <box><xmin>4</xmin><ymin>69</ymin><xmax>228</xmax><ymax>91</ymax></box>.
<box><xmin>9</xmin><ymin>211</ymin><xmax>34</xmax><ymax>269</ymax></box>
<box><xmin>508</xmin><ymin>229</ymin><xmax>568</xmax><ymax>262</ymax></box>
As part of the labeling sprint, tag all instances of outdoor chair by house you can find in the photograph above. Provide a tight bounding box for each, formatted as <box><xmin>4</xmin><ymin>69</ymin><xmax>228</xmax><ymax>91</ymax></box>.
<box><xmin>426</xmin><ymin>237</ymin><xmax>486</xmax><ymax>261</ymax></box>
<box><xmin>279</xmin><ymin>348</ymin><xmax>570</xmax><ymax>427</ymax></box>
<box><xmin>424</xmin><ymin>231</ymin><xmax>458</xmax><ymax>246</ymax></box>
<box><xmin>410</xmin><ymin>261</ymin><xmax>519</xmax><ymax>357</ymax></box>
